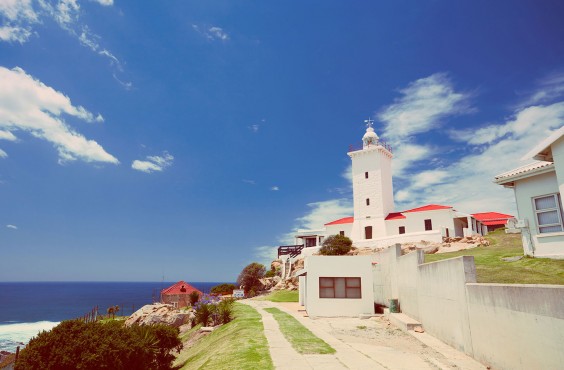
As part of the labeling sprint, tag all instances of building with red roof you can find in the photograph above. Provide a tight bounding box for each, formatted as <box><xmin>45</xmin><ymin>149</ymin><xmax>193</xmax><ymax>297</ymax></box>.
<box><xmin>471</xmin><ymin>212</ymin><xmax>514</xmax><ymax>232</ymax></box>
<box><xmin>161</xmin><ymin>281</ymin><xmax>203</xmax><ymax>308</ymax></box>
<box><xmin>279</xmin><ymin>123</ymin><xmax>489</xmax><ymax>259</ymax></box>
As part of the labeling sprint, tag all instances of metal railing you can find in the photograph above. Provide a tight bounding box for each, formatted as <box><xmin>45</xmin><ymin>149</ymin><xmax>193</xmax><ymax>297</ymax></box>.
<box><xmin>277</xmin><ymin>244</ymin><xmax>304</xmax><ymax>258</ymax></box>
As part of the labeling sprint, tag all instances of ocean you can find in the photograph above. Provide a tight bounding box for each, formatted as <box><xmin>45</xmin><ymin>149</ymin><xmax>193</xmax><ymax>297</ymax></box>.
<box><xmin>0</xmin><ymin>281</ymin><xmax>231</xmax><ymax>353</ymax></box>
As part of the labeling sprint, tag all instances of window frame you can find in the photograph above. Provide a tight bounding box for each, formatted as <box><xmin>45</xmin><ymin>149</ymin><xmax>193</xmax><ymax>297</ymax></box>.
<box><xmin>532</xmin><ymin>193</ymin><xmax>564</xmax><ymax>234</ymax></box>
<box><xmin>398</xmin><ymin>226</ymin><xmax>405</xmax><ymax>234</ymax></box>
<box><xmin>365</xmin><ymin>226</ymin><xmax>372</xmax><ymax>239</ymax></box>
<box><xmin>424</xmin><ymin>219</ymin><xmax>432</xmax><ymax>231</ymax></box>
<box><xmin>366</xmin><ymin>198</ymin><xmax>370</xmax><ymax>206</ymax></box>
<box><xmin>319</xmin><ymin>277</ymin><xmax>362</xmax><ymax>299</ymax></box>
<box><xmin>365</xmin><ymin>171</ymin><xmax>369</xmax><ymax>179</ymax></box>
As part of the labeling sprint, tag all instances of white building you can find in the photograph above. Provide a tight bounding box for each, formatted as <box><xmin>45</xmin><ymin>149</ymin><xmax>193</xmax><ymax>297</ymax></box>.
<box><xmin>494</xmin><ymin>126</ymin><xmax>564</xmax><ymax>259</ymax></box>
<box><xmin>283</xmin><ymin>122</ymin><xmax>484</xmax><ymax>257</ymax></box>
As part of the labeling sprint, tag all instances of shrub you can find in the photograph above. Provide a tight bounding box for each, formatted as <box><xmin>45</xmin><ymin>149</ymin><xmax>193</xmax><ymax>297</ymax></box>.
<box><xmin>15</xmin><ymin>320</ymin><xmax>182</xmax><ymax>370</ymax></box>
<box><xmin>319</xmin><ymin>234</ymin><xmax>353</xmax><ymax>255</ymax></box>
<box><xmin>188</xmin><ymin>291</ymin><xmax>200</xmax><ymax>306</ymax></box>
<box><xmin>193</xmin><ymin>295</ymin><xmax>234</xmax><ymax>327</ymax></box>
<box><xmin>210</xmin><ymin>283</ymin><xmax>237</xmax><ymax>295</ymax></box>
<box><xmin>237</xmin><ymin>262</ymin><xmax>265</xmax><ymax>294</ymax></box>
<box><xmin>264</xmin><ymin>270</ymin><xmax>275</xmax><ymax>278</ymax></box>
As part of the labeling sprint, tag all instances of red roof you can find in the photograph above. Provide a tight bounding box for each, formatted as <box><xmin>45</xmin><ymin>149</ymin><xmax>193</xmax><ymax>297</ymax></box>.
<box><xmin>385</xmin><ymin>212</ymin><xmax>406</xmax><ymax>220</ymax></box>
<box><xmin>161</xmin><ymin>281</ymin><xmax>202</xmax><ymax>296</ymax></box>
<box><xmin>325</xmin><ymin>216</ymin><xmax>354</xmax><ymax>225</ymax></box>
<box><xmin>403</xmin><ymin>204</ymin><xmax>452</xmax><ymax>213</ymax></box>
<box><xmin>472</xmin><ymin>212</ymin><xmax>513</xmax><ymax>226</ymax></box>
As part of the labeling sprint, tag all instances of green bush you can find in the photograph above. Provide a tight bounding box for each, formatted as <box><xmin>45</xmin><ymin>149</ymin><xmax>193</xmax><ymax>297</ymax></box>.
<box><xmin>264</xmin><ymin>270</ymin><xmax>275</xmax><ymax>278</ymax></box>
<box><xmin>15</xmin><ymin>320</ymin><xmax>182</xmax><ymax>370</ymax></box>
<box><xmin>193</xmin><ymin>295</ymin><xmax>235</xmax><ymax>327</ymax></box>
<box><xmin>210</xmin><ymin>283</ymin><xmax>237</xmax><ymax>295</ymax></box>
<box><xmin>237</xmin><ymin>262</ymin><xmax>265</xmax><ymax>294</ymax></box>
<box><xmin>188</xmin><ymin>291</ymin><xmax>200</xmax><ymax>306</ymax></box>
<box><xmin>319</xmin><ymin>234</ymin><xmax>353</xmax><ymax>255</ymax></box>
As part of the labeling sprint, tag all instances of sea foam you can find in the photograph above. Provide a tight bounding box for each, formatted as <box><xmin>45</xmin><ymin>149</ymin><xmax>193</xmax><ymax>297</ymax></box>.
<box><xmin>0</xmin><ymin>321</ymin><xmax>59</xmax><ymax>352</ymax></box>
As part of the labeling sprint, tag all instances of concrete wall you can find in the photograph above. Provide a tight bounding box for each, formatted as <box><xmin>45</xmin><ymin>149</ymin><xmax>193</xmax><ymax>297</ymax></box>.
<box><xmin>374</xmin><ymin>250</ymin><xmax>564</xmax><ymax>369</ymax></box>
<box><xmin>466</xmin><ymin>284</ymin><xmax>564</xmax><ymax>370</ymax></box>
<box><xmin>354</xmin><ymin>230</ymin><xmax>442</xmax><ymax>249</ymax></box>
<box><xmin>325</xmin><ymin>222</ymin><xmax>353</xmax><ymax>239</ymax></box>
<box><xmin>303</xmin><ymin>255</ymin><xmax>375</xmax><ymax>317</ymax></box>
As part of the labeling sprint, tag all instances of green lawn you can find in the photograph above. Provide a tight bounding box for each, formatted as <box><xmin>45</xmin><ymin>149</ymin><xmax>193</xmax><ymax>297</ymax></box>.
<box><xmin>425</xmin><ymin>229</ymin><xmax>564</xmax><ymax>285</ymax></box>
<box><xmin>263</xmin><ymin>307</ymin><xmax>335</xmax><ymax>355</ymax></box>
<box><xmin>256</xmin><ymin>290</ymin><xmax>299</xmax><ymax>302</ymax></box>
<box><xmin>174</xmin><ymin>303</ymin><xmax>273</xmax><ymax>370</ymax></box>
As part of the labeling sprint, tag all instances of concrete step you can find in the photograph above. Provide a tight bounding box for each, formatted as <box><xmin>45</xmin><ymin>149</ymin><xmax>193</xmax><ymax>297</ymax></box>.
<box><xmin>388</xmin><ymin>312</ymin><xmax>422</xmax><ymax>332</ymax></box>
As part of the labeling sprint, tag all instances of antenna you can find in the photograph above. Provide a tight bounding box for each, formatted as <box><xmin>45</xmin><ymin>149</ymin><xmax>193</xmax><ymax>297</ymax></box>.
<box><xmin>364</xmin><ymin>118</ymin><xmax>374</xmax><ymax>129</ymax></box>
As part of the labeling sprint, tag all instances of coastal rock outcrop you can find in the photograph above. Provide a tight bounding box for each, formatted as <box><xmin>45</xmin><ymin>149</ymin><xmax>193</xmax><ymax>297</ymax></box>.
<box><xmin>125</xmin><ymin>303</ymin><xmax>193</xmax><ymax>328</ymax></box>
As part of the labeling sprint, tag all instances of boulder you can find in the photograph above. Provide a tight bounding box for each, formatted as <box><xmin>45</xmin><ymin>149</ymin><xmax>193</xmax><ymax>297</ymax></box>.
<box><xmin>125</xmin><ymin>303</ymin><xmax>193</xmax><ymax>328</ymax></box>
<box><xmin>271</xmin><ymin>260</ymin><xmax>282</xmax><ymax>271</ymax></box>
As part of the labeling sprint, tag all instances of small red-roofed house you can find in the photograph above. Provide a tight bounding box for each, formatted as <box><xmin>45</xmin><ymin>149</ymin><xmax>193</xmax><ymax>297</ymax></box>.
<box><xmin>472</xmin><ymin>212</ymin><xmax>514</xmax><ymax>232</ymax></box>
<box><xmin>161</xmin><ymin>281</ymin><xmax>202</xmax><ymax>308</ymax></box>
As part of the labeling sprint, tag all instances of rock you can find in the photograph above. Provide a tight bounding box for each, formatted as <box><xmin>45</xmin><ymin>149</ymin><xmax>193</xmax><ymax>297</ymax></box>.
<box><xmin>271</xmin><ymin>260</ymin><xmax>282</xmax><ymax>271</ymax></box>
<box><xmin>413</xmin><ymin>326</ymin><xmax>425</xmax><ymax>333</ymax></box>
<box><xmin>200</xmin><ymin>326</ymin><xmax>215</xmax><ymax>332</ymax></box>
<box><xmin>125</xmin><ymin>303</ymin><xmax>194</xmax><ymax>328</ymax></box>
<box><xmin>357</xmin><ymin>247</ymin><xmax>374</xmax><ymax>256</ymax></box>
<box><xmin>293</xmin><ymin>258</ymin><xmax>305</xmax><ymax>271</ymax></box>
<box><xmin>421</xmin><ymin>245</ymin><xmax>439</xmax><ymax>254</ymax></box>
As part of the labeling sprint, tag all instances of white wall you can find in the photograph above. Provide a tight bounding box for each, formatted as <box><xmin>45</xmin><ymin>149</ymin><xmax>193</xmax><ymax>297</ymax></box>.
<box><xmin>353</xmin><ymin>230</ymin><xmax>442</xmax><ymax>249</ymax></box>
<box><xmin>514</xmin><ymin>170</ymin><xmax>564</xmax><ymax>257</ymax></box>
<box><xmin>325</xmin><ymin>222</ymin><xmax>353</xmax><ymax>239</ymax></box>
<box><xmin>303</xmin><ymin>255</ymin><xmax>375</xmax><ymax>317</ymax></box>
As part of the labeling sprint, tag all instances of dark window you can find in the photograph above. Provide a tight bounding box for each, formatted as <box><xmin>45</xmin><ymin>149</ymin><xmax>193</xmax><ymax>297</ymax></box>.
<box><xmin>365</xmin><ymin>172</ymin><xmax>369</xmax><ymax>179</ymax></box>
<box><xmin>319</xmin><ymin>277</ymin><xmax>362</xmax><ymax>299</ymax></box>
<box><xmin>366</xmin><ymin>198</ymin><xmax>370</xmax><ymax>206</ymax></box>
<box><xmin>398</xmin><ymin>226</ymin><xmax>405</xmax><ymax>234</ymax></box>
<box><xmin>424</xmin><ymin>219</ymin><xmax>432</xmax><ymax>231</ymax></box>
<box><xmin>365</xmin><ymin>226</ymin><xmax>372</xmax><ymax>239</ymax></box>
<box><xmin>305</xmin><ymin>237</ymin><xmax>316</xmax><ymax>247</ymax></box>
<box><xmin>339</xmin><ymin>231</ymin><xmax>345</xmax><ymax>236</ymax></box>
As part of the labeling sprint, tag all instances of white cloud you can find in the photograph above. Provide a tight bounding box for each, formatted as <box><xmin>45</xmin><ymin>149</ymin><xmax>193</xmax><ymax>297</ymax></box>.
<box><xmin>0</xmin><ymin>66</ymin><xmax>118</xmax><ymax>164</ymax></box>
<box><xmin>6</xmin><ymin>224</ymin><xmax>17</xmax><ymax>229</ymax></box>
<box><xmin>242</xmin><ymin>179</ymin><xmax>256</xmax><ymax>185</ymax></box>
<box><xmin>376</xmin><ymin>73</ymin><xmax>472</xmax><ymax>177</ymax></box>
<box><xmin>248</xmin><ymin>124</ymin><xmax>259</xmax><ymax>133</ymax></box>
<box><xmin>91</xmin><ymin>0</ymin><xmax>113</xmax><ymax>6</ymax></box>
<box><xmin>270</xmin><ymin>186</ymin><xmax>279</xmax><ymax>191</ymax></box>
<box><xmin>0</xmin><ymin>130</ymin><xmax>16</xmax><ymax>141</ymax></box>
<box><xmin>192</xmin><ymin>24</ymin><xmax>230</xmax><ymax>42</ymax></box>
<box><xmin>0</xmin><ymin>25</ymin><xmax>32</xmax><ymax>42</ymax></box>
<box><xmin>254</xmin><ymin>245</ymin><xmax>277</xmax><ymax>266</ymax></box>
<box><xmin>0</xmin><ymin>148</ymin><xmax>7</xmax><ymax>158</ymax></box>
<box><xmin>131</xmin><ymin>151</ymin><xmax>174</xmax><ymax>173</ymax></box>
<box><xmin>525</xmin><ymin>71</ymin><xmax>564</xmax><ymax>106</ymax></box>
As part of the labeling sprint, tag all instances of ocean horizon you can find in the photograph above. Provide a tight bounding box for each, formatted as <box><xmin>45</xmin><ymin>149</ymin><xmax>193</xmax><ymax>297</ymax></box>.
<box><xmin>0</xmin><ymin>281</ymin><xmax>235</xmax><ymax>353</ymax></box>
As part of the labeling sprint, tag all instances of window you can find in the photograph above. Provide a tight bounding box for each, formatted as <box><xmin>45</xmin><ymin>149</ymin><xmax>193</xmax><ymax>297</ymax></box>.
<box><xmin>424</xmin><ymin>219</ymin><xmax>432</xmax><ymax>231</ymax></box>
<box><xmin>305</xmin><ymin>237</ymin><xmax>317</xmax><ymax>247</ymax></box>
<box><xmin>339</xmin><ymin>231</ymin><xmax>345</xmax><ymax>236</ymax></box>
<box><xmin>365</xmin><ymin>226</ymin><xmax>372</xmax><ymax>239</ymax></box>
<box><xmin>319</xmin><ymin>236</ymin><xmax>324</xmax><ymax>244</ymax></box>
<box><xmin>366</xmin><ymin>198</ymin><xmax>370</xmax><ymax>206</ymax></box>
<box><xmin>399</xmin><ymin>226</ymin><xmax>405</xmax><ymax>234</ymax></box>
<box><xmin>319</xmin><ymin>277</ymin><xmax>361</xmax><ymax>299</ymax></box>
<box><xmin>533</xmin><ymin>194</ymin><xmax>564</xmax><ymax>233</ymax></box>
<box><xmin>365</xmin><ymin>171</ymin><xmax>369</xmax><ymax>179</ymax></box>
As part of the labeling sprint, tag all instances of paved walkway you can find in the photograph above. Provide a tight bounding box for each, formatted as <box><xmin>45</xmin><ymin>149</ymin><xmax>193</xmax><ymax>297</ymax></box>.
<box><xmin>242</xmin><ymin>300</ymin><xmax>486</xmax><ymax>370</ymax></box>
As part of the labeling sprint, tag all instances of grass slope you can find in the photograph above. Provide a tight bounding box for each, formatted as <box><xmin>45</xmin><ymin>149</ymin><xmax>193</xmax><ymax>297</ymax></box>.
<box><xmin>263</xmin><ymin>307</ymin><xmax>335</xmax><ymax>355</ymax></box>
<box><xmin>425</xmin><ymin>230</ymin><xmax>564</xmax><ymax>284</ymax></box>
<box><xmin>174</xmin><ymin>303</ymin><xmax>273</xmax><ymax>370</ymax></box>
<box><xmin>256</xmin><ymin>290</ymin><xmax>299</xmax><ymax>302</ymax></box>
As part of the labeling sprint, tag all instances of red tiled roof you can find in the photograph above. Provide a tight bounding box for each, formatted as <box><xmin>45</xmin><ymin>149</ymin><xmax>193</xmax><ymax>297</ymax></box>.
<box><xmin>472</xmin><ymin>212</ymin><xmax>514</xmax><ymax>222</ymax></box>
<box><xmin>482</xmin><ymin>220</ymin><xmax>508</xmax><ymax>226</ymax></box>
<box><xmin>325</xmin><ymin>216</ymin><xmax>354</xmax><ymax>225</ymax></box>
<box><xmin>402</xmin><ymin>204</ymin><xmax>452</xmax><ymax>213</ymax></box>
<box><xmin>161</xmin><ymin>281</ymin><xmax>202</xmax><ymax>296</ymax></box>
<box><xmin>385</xmin><ymin>212</ymin><xmax>406</xmax><ymax>220</ymax></box>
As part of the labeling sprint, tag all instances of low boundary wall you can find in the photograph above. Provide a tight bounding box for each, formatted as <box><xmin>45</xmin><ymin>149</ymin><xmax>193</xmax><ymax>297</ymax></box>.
<box><xmin>373</xmin><ymin>244</ymin><xmax>564</xmax><ymax>369</ymax></box>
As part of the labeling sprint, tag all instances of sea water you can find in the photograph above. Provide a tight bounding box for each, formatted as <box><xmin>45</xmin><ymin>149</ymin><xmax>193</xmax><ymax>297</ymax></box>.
<box><xmin>0</xmin><ymin>281</ymin><xmax>229</xmax><ymax>352</ymax></box>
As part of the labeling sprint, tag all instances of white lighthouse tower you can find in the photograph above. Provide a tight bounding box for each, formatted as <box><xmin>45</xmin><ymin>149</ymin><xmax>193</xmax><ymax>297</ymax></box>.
<box><xmin>348</xmin><ymin>119</ymin><xmax>394</xmax><ymax>244</ymax></box>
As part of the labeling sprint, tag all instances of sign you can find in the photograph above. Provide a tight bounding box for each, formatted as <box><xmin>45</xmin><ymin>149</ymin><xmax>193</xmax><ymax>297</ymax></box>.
<box><xmin>233</xmin><ymin>289</ymin><xmax>245</xmax><ymax>298</ymax></box>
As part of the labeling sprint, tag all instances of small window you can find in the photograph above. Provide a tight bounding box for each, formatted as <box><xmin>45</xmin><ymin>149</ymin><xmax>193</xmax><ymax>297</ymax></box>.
<box><xmin>319</xmin><ymin>277</ymin><xmax>361</xmax><ymax>299</ymax></box>
<box><xmin>365</xmin><ymin>226</ymin><xmax>372</xmax><ymax>239</ymax></box>
<box><xmin>366</xmin><ymin>198</ymin><xmax>370</xmax><ymax>206</ymax></box>
<box><xmin>365</xmin><ymin>172</ymin><xmax>369</xmax><ymax>179</ymax></box>
<box><xmin>533</xmin><ymin>194</ymin><xmax>564</xmax><ymax>233</ymax></box>
<box><xmin>339</xmin><ymin>231</ymin><xmax>345</xmax><ymax>236</ymax></box>
<box><xmin>424</xmin><ymin>219</ymin><xmax>432</xmax><ymax>231</ymax></box>
<box><xmin>305</xmin><ymin>237</ymin><xmax>316</xmax><ymax>247</ymax></box>
<box><xmin>399</xmin><ymin>226</ymin><xmax>405</xmax><ymax>234</ymax></box>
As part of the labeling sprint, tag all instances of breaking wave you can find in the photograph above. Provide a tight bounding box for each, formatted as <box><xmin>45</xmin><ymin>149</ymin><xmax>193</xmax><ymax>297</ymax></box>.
<box><xmin>0</xmin><ymin>321</ymin><xmax>59</xmax><ymax>352</ymax></box>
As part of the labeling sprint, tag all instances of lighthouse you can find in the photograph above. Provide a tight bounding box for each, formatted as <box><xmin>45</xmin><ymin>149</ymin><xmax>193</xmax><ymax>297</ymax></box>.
<box><xmin>348</xmin><ymin>119</ymin><xmax>394</xmax><ymax>243</ymax></box>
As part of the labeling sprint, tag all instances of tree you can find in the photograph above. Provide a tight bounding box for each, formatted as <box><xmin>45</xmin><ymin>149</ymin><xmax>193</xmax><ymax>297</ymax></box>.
<box><xmin>237</xmin><ymin>262</ymin><xmax>265</xmax><ymax>294</ymax></box>
<box><xmin>188</xmin><ymin>291</ymin><xmax>200</xmax><ymax>306</ymax></box>
<box><xmin>210</xmin><ymin>283</ymin><xmax>237</xmax><ymax>296</ymax></box>
<box><xmin>319</xmin><ymin>234</ymin><xmax>353</xmax><ymax>255</ymax></box>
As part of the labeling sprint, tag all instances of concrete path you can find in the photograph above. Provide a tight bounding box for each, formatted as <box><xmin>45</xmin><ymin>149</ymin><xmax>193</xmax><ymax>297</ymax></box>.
<box><xmin>242</xmin><ymin>299</ymin><xmax>487</xmax><ymax>370</ymax></box>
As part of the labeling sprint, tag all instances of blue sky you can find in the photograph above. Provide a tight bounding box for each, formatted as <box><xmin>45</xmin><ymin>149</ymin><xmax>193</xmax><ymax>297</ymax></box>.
<box><xmin>1</xmin><ymin>1</ymin><xmax>564</xmax><ymax>281</ymax></box>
